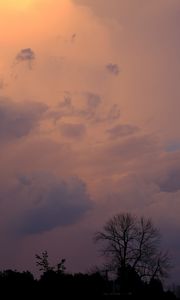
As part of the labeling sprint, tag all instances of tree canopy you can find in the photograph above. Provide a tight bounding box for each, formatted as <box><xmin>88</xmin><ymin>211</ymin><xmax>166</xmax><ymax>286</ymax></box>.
<box><xmin>95</xmin><ymin>213</ymin><xmax>170</xmax><ymax>290</ymax></box>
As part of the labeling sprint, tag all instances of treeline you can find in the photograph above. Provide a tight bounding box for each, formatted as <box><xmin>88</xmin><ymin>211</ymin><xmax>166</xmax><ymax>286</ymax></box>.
<box><xmin>0</xmin><ymin>267</ymin><xmax>177</xmax><ymax>299</ymax></box>
<box><xmin>0</xmin><ymin>213</ymin><xmax>179</xmax><ymax>299</ymax></box>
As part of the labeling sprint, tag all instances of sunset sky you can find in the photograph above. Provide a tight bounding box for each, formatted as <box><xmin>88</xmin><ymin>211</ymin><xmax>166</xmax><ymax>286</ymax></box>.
<box><xmin>0</xmin><ymin>0</ymin><xmax>180</xmax><ymax>284</ymax></box>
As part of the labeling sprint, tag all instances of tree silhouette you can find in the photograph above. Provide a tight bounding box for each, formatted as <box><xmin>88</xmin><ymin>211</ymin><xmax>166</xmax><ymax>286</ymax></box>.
<box><xmin>95</xmin><ymin>213</ymin><xmax>171</xmax><ymax>292</ymax></box>
<box><xmin>55</xmin><ymin>258</ymin><xmax>65</xmax><ymax>274</ymax></box>
<box><xmin>35</xmin><ymin>251</ymin><xmax>52</xmax><ymax>273</ymax></box>
<box><xmin>35</xmin><ymin>250</ymin><xmax>66</xmax><ymax>275</ymax></box>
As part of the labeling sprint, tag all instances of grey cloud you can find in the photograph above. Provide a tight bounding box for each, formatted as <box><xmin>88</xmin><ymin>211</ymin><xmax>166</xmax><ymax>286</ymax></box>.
<box><xmin>16</xmin><ymin>48</ymin><xmax>35</xmax><ymax>62</ymax></box>
<box><xmin>18</xmin><ymin>175</ymin><xmax>32</xmax><ymax>186</ymax></box>
<box><xmin>16</xmin><ymin>174</ymin><xmax>92</xmax><ymax>234</ymax></box>
<box><xmin>77</xmin><ymin>92</ymin><xmax>102</xmax><ymax>120</ymax></box>
<box><xmin>48</xmin><ymin>95</ymin><xmax>73</xmax><ymax>123</ymax></box>
<box><xmin>60</xmin><ymin>123</ymin><xmax>86</xmax><ymax>139</ymax></box>
<box><xmin>107</xmin><ymin>124</ymin><xmax>139</xmax><ymax>139</ymax></box>
<box><xmin>106</xmin><ymin>63</ymin><xmax>120</xmax><ymax>76</ymax></box>
<box><xmin>0</xmin><ymin>97</ymin><xmax>48</xmax><ymax>142</ymax></box>
<box><xmin>86</xmin><ymin>92</ymin><xmax>101</xmax><ymax>109</ymax></box>
<box><xmin>48</xmin><ymin>92</ymin><xmax>101</xmax><ymax>121</ymax></box>
<box><xmin>106</xmin><ymin>104</ymin><xmax>121</xmax><ymax>122</ymax></box>
<box><xmin>15</xmin><ymin>48</ymin><xmax>35</xmax><ymax>69</ymax></box>
<box><xmin>107</xmin><ymin>135</ymin><xmax>157</xmax><ymax>159</ymax></box>
<box><xmin>158</xmin><ymin>169</ymin><xmax>180</xmax><ymax>193</ymax></box>
<box><xmin>80</xmin><ymin>100</ymin><xmax>120</xmax><ymax>124</ymax></box>
<box><xmin>92</xmin><ymin>103</ymin><xmax>121</xmax><ymax>123</ymax></box>
<box><xmin>166</xmin><ymin>142</ymin><xmax>180</xmax><ymax>152</ymax></box>
<box><xmin>48</xmin><ymin>92</ymin><xmax>120</xmax><ymax>125</ymax></box>
<box><xmin>59</xmin><ymin>95</ymin><xmax>72</xmax><ymax>108</ymax></box>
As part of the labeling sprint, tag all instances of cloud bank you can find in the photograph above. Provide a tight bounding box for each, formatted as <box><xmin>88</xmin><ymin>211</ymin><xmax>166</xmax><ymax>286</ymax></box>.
<box><xmin>14</xmin><ymin>173</ymin><xmax>93</xmax><ymax>235</ymax></box>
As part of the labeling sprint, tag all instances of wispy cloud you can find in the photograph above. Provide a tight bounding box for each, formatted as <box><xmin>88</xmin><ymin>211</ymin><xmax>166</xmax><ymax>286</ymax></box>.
<box><xmin>107</xmin><ymin>124</ymin><xmax>139</xmax><ymax>139</ymax></box>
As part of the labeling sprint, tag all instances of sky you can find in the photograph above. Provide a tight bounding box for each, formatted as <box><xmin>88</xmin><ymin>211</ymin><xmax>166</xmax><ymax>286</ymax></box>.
<box><xmin>0</xmin><ymin>0</ymin><xmax>180</xmax><ymax>284</ymax></box>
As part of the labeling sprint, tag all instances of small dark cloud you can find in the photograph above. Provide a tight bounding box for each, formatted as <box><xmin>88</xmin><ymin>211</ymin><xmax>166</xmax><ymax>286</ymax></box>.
<box><xmin>16</xmin><ymin>48</ymin><xmax>35</xmax><ymax>62</ymax></box>
<box><xmin>107</xmin><ymin>124</ymin><xmax>139</xmax><ymax>139</ymax></box>
<box><xmin>15</xmin><ymin>48</ymin><xmax>36</xmax><ymax>69</ymax></box>
<box><xmin>86</xmin><ymin>92</ymin><xmax>101</xmax><ymax>109</ymax></box>
<box><xmin>71</xmin><ymin>33</ymin><xmax>77</xmax><ymax>43</ymax></box>
<box><xmin>0</xmin><ymin>97</ymin><xmax>48</xmax><ymax>142</ymax></box>
<box><xmin>60</xmin><ymin>123</ymin><xmax>86</xmax><ymax>139</ymax></box>
<box><xmin>16</xmin><ymin>174</ymin><xmax>92</xmax><ymax>234</ymax></box>
<box><xmin>106</xmin><ymin>63</ymin><xmax>120</xmax><ymax>76</ymax></box>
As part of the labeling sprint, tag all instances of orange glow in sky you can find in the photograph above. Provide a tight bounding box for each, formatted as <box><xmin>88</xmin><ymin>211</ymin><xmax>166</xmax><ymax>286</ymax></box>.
<box><xmin>0</xmin><ymin>0</ymin><xmax>33</xmax><ymax>10</ymax></box>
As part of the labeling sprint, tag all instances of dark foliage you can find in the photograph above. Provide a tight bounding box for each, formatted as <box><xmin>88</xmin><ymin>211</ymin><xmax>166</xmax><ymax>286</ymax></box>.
<box><xmin>0</xmin><ymin>266</ymin><xmax>177</xmax><ymax>299</ymax></box>
<box><xmin>95</xmin><ymin>213</ymin><xmax>171</xmax><ymax>285</ymax></box>
<box><xmin>0</xmin><ymin>213</ymin><xmax>177</xmax><ymax>300</ymax></box>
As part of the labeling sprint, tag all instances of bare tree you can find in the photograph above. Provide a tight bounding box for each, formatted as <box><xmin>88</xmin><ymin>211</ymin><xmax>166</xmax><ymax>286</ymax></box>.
<box><xmin>94</xmin><ymin>213</ymin><xmax>170</xmax><ymax>283</ymax></box>
<box><xmin>36</xmin><ymin>251</ymin><xmax>66</xmax><ymax>275</ymax></box>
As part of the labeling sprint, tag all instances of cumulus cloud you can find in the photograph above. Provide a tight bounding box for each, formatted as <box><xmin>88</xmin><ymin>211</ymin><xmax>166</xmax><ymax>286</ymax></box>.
<box><xmin>107</xmin><ymin>124</ymin><xmax>139</xmax><ymax>139</ymax></box>
<box><xmin>0</xmin><ymin>0</ymin><xmax>179</xmax><ymax>282</ymax></box>
<box><xmin>16</xmin><ymin>173</ymin><xmax>92</xmax><ymax>235</ymax></box>
<box><xmin>15</xmin><ymin>48</ymin><xmax>36</xmax><ymax>69</ymax></box>
<box><xmin>0</xmin><ymin>97</ymin><xmax>48</xmax><ymax>142</ymax></box>
<box><xmin>60</xmin><ymin>123</ymin><xmax>86</xmax><ymax>139</ymax></box>
<box><xmin>106</xmin><ymin>63</ymin><xmax>120</xmax><ymax>76</ymax></box>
